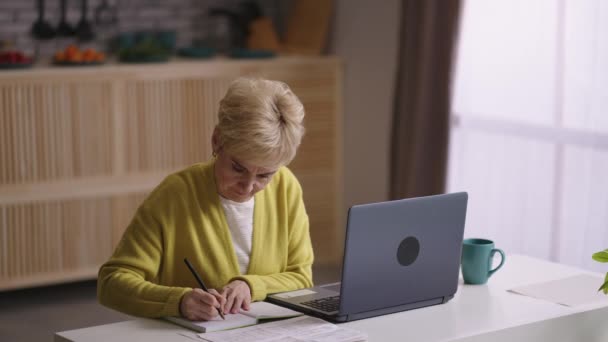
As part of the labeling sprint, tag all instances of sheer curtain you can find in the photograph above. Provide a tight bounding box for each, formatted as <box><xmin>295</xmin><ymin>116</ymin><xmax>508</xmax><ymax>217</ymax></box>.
<box><xmin>448</xmin><ymin>0</ymin><xmax>608</xmax><ymax>272</ymax></box>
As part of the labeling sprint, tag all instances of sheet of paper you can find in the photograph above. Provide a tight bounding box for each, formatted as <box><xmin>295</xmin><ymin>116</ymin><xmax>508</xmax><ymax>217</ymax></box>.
<box><xmin>242</xmin><ymin>301</ymin><xmax>303</xmax><ymax>319</ymax></box>
<box><xmin>197</xmin><ymin>316</ymin><xmax>367</xmax><ymax>342</ymax></box>
<box><xmin>508</xmin><ymin>274</ymin><xmax>608</xmax><ymax>307</ymax></box>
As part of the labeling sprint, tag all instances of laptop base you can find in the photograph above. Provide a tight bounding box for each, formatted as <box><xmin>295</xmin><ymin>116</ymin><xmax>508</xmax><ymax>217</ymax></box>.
<box><xmin>267</xmin><ymin>294</ymin><xmax>455</xmax><ymax>323</ymax></box>
<box><xmin>337</xmin><ymin>295</ymin><xmax>454</xmax><ymax>322</ymax></box>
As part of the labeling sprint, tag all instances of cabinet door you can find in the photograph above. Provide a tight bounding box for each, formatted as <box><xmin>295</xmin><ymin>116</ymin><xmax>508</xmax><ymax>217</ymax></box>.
<box><xmin>0</xmin><ymin>60</ymin><xmax>343</xmax><ymax>290</ymax></box>
<box><xmin>0</xmin><ymin>80</ymin><xmax>116</xmax><ymax>184</ymax></box>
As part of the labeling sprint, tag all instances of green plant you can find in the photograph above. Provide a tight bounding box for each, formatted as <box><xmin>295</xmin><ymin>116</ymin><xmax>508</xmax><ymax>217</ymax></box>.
<box><xmin>592</xmin><ymin>249</ymin><xmax>608</xmax><ymax>294</ymax></box>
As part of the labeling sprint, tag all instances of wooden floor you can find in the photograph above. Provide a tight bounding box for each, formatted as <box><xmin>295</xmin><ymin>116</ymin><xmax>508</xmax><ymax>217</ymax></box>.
<box><xmin>0</xmin><ymin>265</ymin><xmax>340</xmax><ymax>341</ymax></box>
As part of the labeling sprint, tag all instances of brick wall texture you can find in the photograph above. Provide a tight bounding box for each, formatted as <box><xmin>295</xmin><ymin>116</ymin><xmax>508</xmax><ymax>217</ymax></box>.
<box><xmin>0</xmin><ymin>0</ymin><xmax>290</xmax><ymax>58</ymax></box>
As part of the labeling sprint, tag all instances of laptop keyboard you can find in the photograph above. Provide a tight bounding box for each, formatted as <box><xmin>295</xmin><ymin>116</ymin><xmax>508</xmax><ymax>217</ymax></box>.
<box><xmin>301</xmin><ymin>296</ymin><xmax>340</xmax><ymax>312</ymax></box>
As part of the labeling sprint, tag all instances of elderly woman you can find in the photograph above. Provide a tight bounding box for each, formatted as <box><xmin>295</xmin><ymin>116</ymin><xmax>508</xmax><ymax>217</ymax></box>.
<box><xmin>98</xmin><ymin>78</ymin><xmax>314</xmax><ymax>321</ymax></box>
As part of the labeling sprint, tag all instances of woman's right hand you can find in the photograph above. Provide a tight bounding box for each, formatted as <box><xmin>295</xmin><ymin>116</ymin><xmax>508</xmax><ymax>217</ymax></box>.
<box><xmin>179</xmin><ymin>288</ymin><xmax>226</xmax><ymax>321</ymax></box>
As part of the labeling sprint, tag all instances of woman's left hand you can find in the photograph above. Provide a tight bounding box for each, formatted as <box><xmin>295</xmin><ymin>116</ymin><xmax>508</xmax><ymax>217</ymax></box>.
<box><xmin>221</xmin><ymin>280</ymin><xmax>252</xmax><ymax>314</ymax></box>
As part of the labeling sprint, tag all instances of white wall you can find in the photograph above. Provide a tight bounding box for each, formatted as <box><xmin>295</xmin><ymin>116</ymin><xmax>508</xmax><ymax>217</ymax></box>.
<box><xmin>329</xmin><ymin>0</ymin><xmax>400</xmax><ymax>218</ymax></box>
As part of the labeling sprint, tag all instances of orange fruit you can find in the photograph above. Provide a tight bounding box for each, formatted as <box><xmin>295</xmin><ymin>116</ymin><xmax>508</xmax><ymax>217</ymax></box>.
<box><xmin>54</xmin><ymin>51</ymin><xmax>66</xmax><ymax>62</ymax></box>
<box><xmin>69</xmin><ymin>51</ymin><xmax>83</xmax><ymax>63</ymax></box>
<box><xmin>83</xmin><ymin>49</ymin><xmax>95</xmax><ymax>62</ymax></box>
<box><xmin>65</xmin><ymin>45</ymin><xmax>79</xmax><ymax>55</ymax></box>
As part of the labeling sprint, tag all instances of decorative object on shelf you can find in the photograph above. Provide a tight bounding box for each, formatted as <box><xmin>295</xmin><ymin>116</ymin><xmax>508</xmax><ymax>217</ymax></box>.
<box><xmin>208</xmin><ymin>1</ymin><xmax>261</xmax><ymax>52</ymax></box>
<box><xmin>177</xmin><ymin>46</ymin><xmax>216</xmax><ymax>59</ymax></box>
<box><xmin>156</xmin><ymin>30</ymin><xmax>177</xmax><ymax>52</ymax></box>
<box><xmin>206</xmin><ymin>0</ymin><xmax>332</xmax><ymax>57</ymax></box>
<box><xmin>56</xmin><ymin>0</ymin><xmax>76</xmax><ymax>37</ymax></box>
<box><xmin>282</xmin><ymin>0</ymin><xmax>333</xmax><ymax>55</ymax></box>
<box><xmin>116</xmin><ymin>31</ymin><xmax>173</xmax><ymax>63</ymax></box>
<box><xmin>0</xmin><ymin>41</ymin><xmax>34</xmax><ymax>69</ymax></box>
<box><xmin>0</xmin><ymin>50</ymin><xmax>34</xmax><ymax>69</ymax></box>
<box><xmin>31</xmin><ymin>0</ymin><xmax>56</xmax><ymax>40</ymax></box>
<box><xmin>207</xmin><ymin>1</ymin><xmax>278</xmax><ymax>59</ymax></box>
<box><xmin>592</xmin><ymin>249</ymin><xmax>608</xmax><ymax>294</ymax></box>
<box><xmin>247</xmin><ymin>17</ymin><xmax>281</xmax><ymax>52</ymax></box>
<box><xmin>54</xmin><ymin>45</ymin><xmax>105</xmax><ymax>65</ymax></box>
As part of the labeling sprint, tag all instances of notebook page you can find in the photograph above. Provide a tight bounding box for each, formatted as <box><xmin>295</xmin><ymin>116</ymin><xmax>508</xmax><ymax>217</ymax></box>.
<box><xmin>166</xmin><ymin>313</ymin><xmax>256</xmax><ymax>333</ymax></box>
<box><xmin>240</xmin><ymin>301</ymin><xmax>303</xmax><ymax>319</ymax></box>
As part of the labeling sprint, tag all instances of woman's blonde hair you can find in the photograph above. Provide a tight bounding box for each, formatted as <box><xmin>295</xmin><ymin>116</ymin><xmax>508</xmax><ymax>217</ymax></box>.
<box><xmin>216</xmin><ymin>78</ymin><xmax>305</xmax><ymax>167</ymax></box>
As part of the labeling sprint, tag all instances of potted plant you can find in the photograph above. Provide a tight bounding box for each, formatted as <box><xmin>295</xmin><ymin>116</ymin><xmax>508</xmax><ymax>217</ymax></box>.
<box><xmin>592</xmin><ymin>249</ymin><xmax>608</xmax><ymax>294</ymax></box>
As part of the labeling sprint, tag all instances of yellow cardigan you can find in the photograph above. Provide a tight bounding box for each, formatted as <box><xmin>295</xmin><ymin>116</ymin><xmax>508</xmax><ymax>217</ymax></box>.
<box><xmin>97</xmin><ymin>161</ymin><xmax>314</xmax><ymax>318</ymax></box>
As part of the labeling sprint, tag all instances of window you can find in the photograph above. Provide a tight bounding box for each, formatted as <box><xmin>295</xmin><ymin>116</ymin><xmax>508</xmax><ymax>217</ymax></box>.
<box><xmin>448</xmin><ymin>0</ymin><xmax>608</xmax><ymax>272</ymax></box>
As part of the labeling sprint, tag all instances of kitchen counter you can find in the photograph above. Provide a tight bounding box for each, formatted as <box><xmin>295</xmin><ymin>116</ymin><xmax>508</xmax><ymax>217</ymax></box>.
<box><xmin>0</xmin><ymin>56</ymin><xmax>340</xmax><ymax>79</ymax></box>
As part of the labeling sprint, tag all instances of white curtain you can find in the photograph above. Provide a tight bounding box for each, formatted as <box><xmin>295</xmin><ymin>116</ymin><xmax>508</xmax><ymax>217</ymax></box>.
<box><xmin>448</xmin><ymin>0</ymin><xmax>608</xmax><ymax>273</ymax></box>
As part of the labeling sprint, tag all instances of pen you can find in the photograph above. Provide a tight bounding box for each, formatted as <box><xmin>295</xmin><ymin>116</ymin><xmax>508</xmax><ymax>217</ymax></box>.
<box><xmin>184</xmin><ymin>257</ymin><xmax>226</xmax><ymax>320</ymax></box>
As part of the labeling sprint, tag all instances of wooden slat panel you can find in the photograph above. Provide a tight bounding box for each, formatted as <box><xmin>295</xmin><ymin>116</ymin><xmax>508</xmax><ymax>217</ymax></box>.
<box><xmin>0</xmin><ymin>192</ymin><xmax>148</xmax><ymax>289</ymax></box>
<box><xmin>0</xmin><ymin>58</ymin><xmax>342</xmax><ymax>289</ymax></box>
<box><xmin>0</xmin><ymin>81</ymin><xmax>115</xmax><ymax>185</ymax></box>
<box><xmin>124</xmin><ymin>78</ymin><xmax>226</xmax><ymax>172</ymax></box>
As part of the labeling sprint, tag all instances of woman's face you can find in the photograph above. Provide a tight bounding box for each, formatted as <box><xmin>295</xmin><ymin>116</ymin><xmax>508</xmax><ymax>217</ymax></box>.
<box><xmin>214</xmin><ymin>150</ymin><xmax>278</xmax><ymax>202</ymax></box>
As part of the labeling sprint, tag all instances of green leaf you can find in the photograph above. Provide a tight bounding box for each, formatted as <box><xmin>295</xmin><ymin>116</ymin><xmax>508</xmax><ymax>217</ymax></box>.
<box><xmin>592</xmin><ymin>249</ymin><xmax>608</xmax><ymax>263</ymax></box>
<box><xmin>601</xmin><ymin>274</ymin><xmax>608</xmax><ymax>295</ymax></box>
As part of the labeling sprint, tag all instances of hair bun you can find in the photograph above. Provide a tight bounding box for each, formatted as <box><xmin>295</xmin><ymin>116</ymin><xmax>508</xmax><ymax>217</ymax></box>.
<box><xmin>216</xmin><ymin>78</ymin><xmax>306</xmax><ymax>166</ymax></box>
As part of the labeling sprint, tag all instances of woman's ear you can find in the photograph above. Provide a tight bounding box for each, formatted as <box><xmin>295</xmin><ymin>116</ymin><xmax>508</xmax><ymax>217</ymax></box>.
<box><xmin>211</xmin><ymin>128</ymin><xmax>220</xmax><ymax>154</ymax></box>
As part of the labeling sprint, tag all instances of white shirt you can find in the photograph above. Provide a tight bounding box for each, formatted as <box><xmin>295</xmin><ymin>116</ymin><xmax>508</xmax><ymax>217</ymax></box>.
<box><xmin>219</xmin><ymin>196</ymin><xmax>254</xmax><ymax>274</ymax></box>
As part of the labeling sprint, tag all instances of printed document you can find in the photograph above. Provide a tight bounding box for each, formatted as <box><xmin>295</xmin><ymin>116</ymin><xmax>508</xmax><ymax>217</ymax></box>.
<box><xmin>197</xmin><ymin>315</ymin><xmax>367</xmax><ymax>342</ymax></box>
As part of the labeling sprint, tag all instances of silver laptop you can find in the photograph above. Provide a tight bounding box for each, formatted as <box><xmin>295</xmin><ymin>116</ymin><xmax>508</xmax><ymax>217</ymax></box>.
<box><xmin>267</xmin><ymin>192</ymin><xmax>468</xmax><ymax>322</ymax></box>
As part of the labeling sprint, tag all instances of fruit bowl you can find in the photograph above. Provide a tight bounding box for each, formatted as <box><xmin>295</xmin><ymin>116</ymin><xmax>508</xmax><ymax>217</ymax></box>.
<box><xmin>0</xmin><ymin>51</ymin><xmax>34</xmax><ymax>70</ymax></box>
<box><xmin>54</xmin><ymin>45</ymin><xmax>106</xmax><ymax>66</ymax></box>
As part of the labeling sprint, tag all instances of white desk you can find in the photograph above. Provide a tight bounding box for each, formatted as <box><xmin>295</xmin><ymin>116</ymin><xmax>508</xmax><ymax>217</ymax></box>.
<box><xmin>55</xmin><ymin>255</ymin><xmax>608</xmax><ymax>342</ymax></box>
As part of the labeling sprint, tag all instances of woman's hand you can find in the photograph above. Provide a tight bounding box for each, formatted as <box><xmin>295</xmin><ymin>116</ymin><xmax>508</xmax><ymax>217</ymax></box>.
<box><xmin>179</xmin><ymin>288</ymin><xmax>226</xmax><ymax>321</ymax></box>
<box><xmin>221</xmin><ymin>280</ymin><xmax>252</xmax><ymax>314</ymax></box>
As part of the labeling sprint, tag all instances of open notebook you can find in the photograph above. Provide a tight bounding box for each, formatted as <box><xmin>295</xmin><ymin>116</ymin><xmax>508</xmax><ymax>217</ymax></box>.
<box><xmin>165</xmin><ymin>301</ymin><xmax>303</xmax><ymax>333</ymax></box>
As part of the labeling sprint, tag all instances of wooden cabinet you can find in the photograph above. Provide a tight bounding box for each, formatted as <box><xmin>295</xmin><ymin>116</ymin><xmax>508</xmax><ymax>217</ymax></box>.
<box><xmin>0</xmin><ymin>58</ymin><xmax>343</xmax><ymax>290</ymax></box>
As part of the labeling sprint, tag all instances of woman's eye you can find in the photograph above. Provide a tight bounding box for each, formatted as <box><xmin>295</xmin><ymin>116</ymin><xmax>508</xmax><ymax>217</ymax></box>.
<box><xmin>232</xmin><ymin>164</ymin><xmax>245</xmax><ymax>173</ymax></box>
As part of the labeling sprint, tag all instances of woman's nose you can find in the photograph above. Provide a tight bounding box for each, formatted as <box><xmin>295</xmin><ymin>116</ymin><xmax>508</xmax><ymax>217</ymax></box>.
<box><xmin>239</xmin><ymin>177</ymin><xmax>255</xmax><ymax>192</ymax></box>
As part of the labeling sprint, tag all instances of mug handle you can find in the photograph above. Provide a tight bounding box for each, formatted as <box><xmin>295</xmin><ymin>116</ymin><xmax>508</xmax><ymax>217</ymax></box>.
<box><xmin>488</xmin><ymin>248</ymin><xmax>505</xmax><ymax>278</ymax></box>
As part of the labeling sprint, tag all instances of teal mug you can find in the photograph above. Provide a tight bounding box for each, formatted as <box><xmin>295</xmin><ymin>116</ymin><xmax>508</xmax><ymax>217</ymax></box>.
<box><xmin>461</xmin><ymin>238</ymin><xmax>505</xmax><ymax>284</ymax></box>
